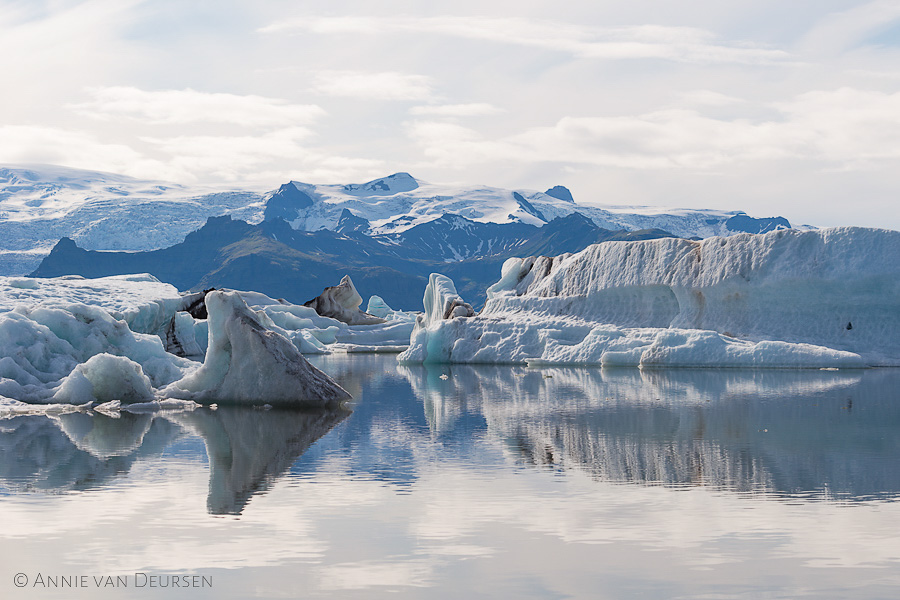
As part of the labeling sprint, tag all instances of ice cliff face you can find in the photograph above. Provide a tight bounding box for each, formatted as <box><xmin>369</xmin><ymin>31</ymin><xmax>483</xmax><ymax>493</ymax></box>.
<box><xmin>400</xmin><ymin>227</ymin><xmax>900</xmax><ymax>367</ymax></box>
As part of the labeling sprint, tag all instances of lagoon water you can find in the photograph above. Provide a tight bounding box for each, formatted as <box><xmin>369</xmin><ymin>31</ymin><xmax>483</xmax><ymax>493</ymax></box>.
<box><xmin>2</xmin><ymin>354</ymin><xmax>899</xmax><ymax>599</ymax></box>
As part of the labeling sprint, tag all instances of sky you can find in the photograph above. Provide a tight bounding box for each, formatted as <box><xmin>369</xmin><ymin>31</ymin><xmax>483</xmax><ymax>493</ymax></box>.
<box><xmin>2</xmin><ymin>0</ymin><xmax>900</xmax><ymax>229</ymax></box>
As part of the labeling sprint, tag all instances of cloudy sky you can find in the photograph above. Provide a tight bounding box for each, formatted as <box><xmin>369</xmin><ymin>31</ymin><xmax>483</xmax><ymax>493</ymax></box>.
<box><xmin>2</xmin><ymin>0</ymin><xmax>900</xmax><ymax>229</ymax></box>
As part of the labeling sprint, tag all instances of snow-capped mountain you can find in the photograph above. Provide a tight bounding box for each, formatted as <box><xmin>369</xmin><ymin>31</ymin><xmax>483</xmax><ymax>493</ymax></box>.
<box><xmin>0</xmin><ymin>164</ymin><xmax>794</xmax><ymax>276</ymax></box>
<box><xmin>0</xmin><ymin>165</ymin><xmax>266</xmax><ymax>275</ymax></box>
<box><xmin>269</xmin><ymin>172</ymin><xmax>793</xmax><ymax>239</ymax></box>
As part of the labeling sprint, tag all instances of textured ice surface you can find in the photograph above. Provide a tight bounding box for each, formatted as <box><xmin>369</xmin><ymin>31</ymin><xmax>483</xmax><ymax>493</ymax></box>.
<box><xmin>163</xmin><ymin>291</ymin><xmax>351</xmax><ymax>406</ymax></box>
<box><xmin>400</xmin><ymin>227</ymin><xmax>898</xmax><ymax>367</ymax></box>
<box><xmin>0</xmin><ymin>276</ymin><xmax>361</xmax><ymax>408</ymax></box>
<box><xmin>304</xmin><ymin>275</ymin><xmax>386</xmax><ymax>325</ymax></box>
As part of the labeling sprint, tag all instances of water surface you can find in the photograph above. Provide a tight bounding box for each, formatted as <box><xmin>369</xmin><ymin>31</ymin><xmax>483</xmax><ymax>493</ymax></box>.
<box><xmin>2</xmin><ymin>355</ymin><xmax>899</xmax><ymax>599</ymax></box>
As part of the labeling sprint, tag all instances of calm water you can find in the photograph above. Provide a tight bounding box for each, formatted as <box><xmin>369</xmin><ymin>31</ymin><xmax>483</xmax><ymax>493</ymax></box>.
<box><xmin>2</xmin><ymin>354</ymin><xmax>899</xmax><ymax>599</ymax></box>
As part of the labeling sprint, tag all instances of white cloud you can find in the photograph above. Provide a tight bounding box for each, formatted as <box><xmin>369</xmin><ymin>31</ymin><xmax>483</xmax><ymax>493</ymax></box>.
<box><xmin>677</xmin><ymin>90</ymin><xmax>745</xmax><ymax>107</ymax></box>
<box><xmin>141</xmin><ymin>128</ymin><xmax>390</xmax><ymax>184</ymax></box>
<box><xmin>313</xmin><ymin>71</ymin><xmax>434</xmax><ymax>101</ymax></box>
<box><xmin>409</xmin><ymin>103</ymin><xmax>503</xmax><ymax>117</ymax></box>
<box><xmin>262</xmin><ymin>16</ymin><xmax>792</xmax><ymax>65</ymax></box>
<box><xmin>0</xmin><ymin>125</ymin><xmax>172</xmax><ymax>180</ymax></box>
<box><xmin>800</xmin><ymin>0</ymin><xmax>900</xmax><ymax>55</ymax></box>
<box><xmin>71</xmin><ymin>87</ymin><xmax>326</xmax><ymax>127</ymax></box>
<box><xmin>407</xmin><ymin>88</ymin><xmax>900</xmax><ymax>171</ymax></box>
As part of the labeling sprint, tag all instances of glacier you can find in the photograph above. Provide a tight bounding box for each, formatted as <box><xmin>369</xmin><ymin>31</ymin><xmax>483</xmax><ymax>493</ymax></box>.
<box><xmin>399</xmin><ymin>227</ymin><xmax>900</xmax><ymax>368</ymax></box>
<box><xmin>269</xmin><ymin>172</ymin><xmax>794</xmax><ymax>239</ymax></box>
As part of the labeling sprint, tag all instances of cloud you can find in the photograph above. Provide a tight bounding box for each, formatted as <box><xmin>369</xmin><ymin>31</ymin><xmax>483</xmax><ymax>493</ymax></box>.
<box><xmin>141</xmin><ymin>128</ymin><xmax>390</xmax><ymax>184</ymax></box>
<box><xmin>0</xmin><ymin>125</ymin><xmax>171</xmax><ymax>180</ymax></box>
<box><xmin>676</xmin><ymin>90</ymin><xmax>745</xmax><ymax>107</ymax></box>
<box><xmin>312</xmin><ymin>70</ymin><xmax>435</xmax><ymax>101</ymax></box>
<box><xmin>407</xmin><ymin>88</ymin><xmax>900</xmax><ymax>171</ymax></box>
<box><xmin>409</xmin><ymin>103</ymin><xmax>503</xmax><ymax>117</ymax></box>
<box><xmin>262</xmin><ymin>16</ymin><xmax>792</xmax><ymax>65</ymax></box>
<box><xmin>70</xmin><ymin>87</ymin><xmax>326</xmax><ymax>127</ymax></box>
<box><xmin>800</xmin><ymin>0</ymin><xmax>900</xmax><ymax>55</ymax></box>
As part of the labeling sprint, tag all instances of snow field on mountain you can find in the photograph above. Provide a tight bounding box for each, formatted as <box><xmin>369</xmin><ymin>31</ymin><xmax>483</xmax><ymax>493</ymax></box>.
<box><xmin>0</xmin><ymin>165</ymin><xmax>796</xmax><ymax>277</ymax></box>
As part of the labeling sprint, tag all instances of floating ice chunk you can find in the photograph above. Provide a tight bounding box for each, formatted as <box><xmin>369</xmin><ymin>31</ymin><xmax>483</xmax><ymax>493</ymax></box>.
<box><xmin>399</xmin><ymin>274</ymin><xmax>475</xmax><ymax>363</ymax></box>
<box><xmin>366</xmin><ymin>295</ymin><xmax>394</xmax><ymax>319</ymax></box>
<box><xmin>403</xmin><ymin>228</ymin><xmax>900</xmax><ymax>367</ymax></box>
<box><xmin>421</xmin><ymin>273</ymin><xmax>475</xmax><ymax>326</ymax></box>
<box><xmin>0</xmin><ymin>303</ymin><xmax>194</xmax><ymax>402</ymax></box>
<box><xmin>304</xmin><ymin>275</ymin><xmax>386</xmax><ymax>325</ymax></box>
<box><xmin>638</xmin><ymin>330</ymin><xmax>865</xmax><ymax>369</ymax></box>
<box><xmin>52</xmin><ymin>354</ymin><xmax>156</xmax><ymax>404</ymax></box>
<box><xmin>164</xmin><ymin>311</ymin><xmax>206</xmax><ymax>357</ymax></box>
<box><xmin>164</xmin><ymin>291</ymin><xmax>351</xmax><ymax>406</ymax></box>
<box><xmin>527</xmin><ymin>327</ymin><xmax>864</xmax><ymax>368</ymax></box>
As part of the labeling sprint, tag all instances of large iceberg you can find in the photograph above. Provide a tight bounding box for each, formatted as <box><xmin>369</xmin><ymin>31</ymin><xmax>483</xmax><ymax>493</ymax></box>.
<box><xmin>0</xmin><ymin>276</ymin><xmax>354</xmax><ymax>408</ymax></box>
<box><xmin>399</xmin><ymin>227</ymin><xmax>900</xmax><ymax>367</ymax></box>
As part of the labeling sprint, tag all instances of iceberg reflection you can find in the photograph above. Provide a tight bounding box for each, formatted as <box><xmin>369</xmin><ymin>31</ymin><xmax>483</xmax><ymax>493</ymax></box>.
<box><xmin>0</xmin><ymin>405</ymin><xmax>348</xmax><ymax>514</ymax></box>
<box><xmin>0</xmin><ymin>412</ymin><xmax>183</xmax><ymax>493</ymax></box>
<box><xmin>168</xmin><ymin>406</ymin><xmax>348</xmax><ymax>515</ymax></box>
<box><xmin>398</xmin><ymin>363</ymin><xmax>900</xmax><ymax>501</ymax></box>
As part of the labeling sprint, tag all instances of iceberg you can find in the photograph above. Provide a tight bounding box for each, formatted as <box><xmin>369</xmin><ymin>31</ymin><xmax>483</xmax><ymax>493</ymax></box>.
<box><xmin>400</xmin><ymin>227</ymin><xmax>899</xmax><ymax>367</ymax></box>
<box><xmin>304</xmin><ymin>275</ymin><xmax>386</xmax><ymax>326</ymax></box>
<box><xmin>163</xmin><ymin>291</ymin><xmax>351</xmax><ymax>406</ymax></box>
<box><xmin>0</xmin><ymin>276</ymin><xmax>353</xmax><ymax>407</ymax></box>
<box><xmin>399</xmin><ymin>274</ymin><xmax>475</xmax><ymax>363</ymax></box>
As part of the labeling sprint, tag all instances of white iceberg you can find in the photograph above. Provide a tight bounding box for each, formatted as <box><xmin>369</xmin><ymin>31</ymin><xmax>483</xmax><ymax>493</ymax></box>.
<box><xmin>0</xmin><ymin>276</ymin><xmax>353</xmax><ymax>408</ymax></box>
<box><xmin>398</xmin><ymin>274</ymin><xmax>475</xmax><ymax>363</ymax></box>
<box><xmin>163</xmin><ymin>291</ymin><xmax>351</xmax><ymax>406</ymax></box>
<box><xmin>400</xmin><ymin>227</ymin><xmax>899</xmax><ymax>367</ymax></box>
<box><xmin>52</xmin><ymin>354</ymin><xmax>156</xmax><ymax>405</ymax></box>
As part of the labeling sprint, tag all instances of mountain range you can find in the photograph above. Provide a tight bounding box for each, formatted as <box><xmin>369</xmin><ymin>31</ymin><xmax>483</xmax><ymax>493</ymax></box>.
<box><xmin>32</xmin><ymin>213</ymin><xmax>675</xmax><ymax>309</ymax></box>
<box><xmin>3</xmin><ymin>164</ymin><xmax>797</xmax><ymax>307</ymax></box>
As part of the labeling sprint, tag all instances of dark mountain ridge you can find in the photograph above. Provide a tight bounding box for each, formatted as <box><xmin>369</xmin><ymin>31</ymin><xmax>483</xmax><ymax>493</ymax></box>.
<box><xmin>32</xmin><ymin>214</ymin><xmax>676</xmax><ymax>310</ymax></box>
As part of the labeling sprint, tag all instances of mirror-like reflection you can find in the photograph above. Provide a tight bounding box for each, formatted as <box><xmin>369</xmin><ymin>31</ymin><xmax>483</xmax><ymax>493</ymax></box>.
<box><xmin>0</xmin><ymin>405</ymin><xmax>347</xmax><ymax>514</ymax></box>
<box><xmin>0</xmin><ymin>412</ymin><xmax>184</xmax><ymax>493</ymax></box>
<box><xmin>2</xmin><ymin>355</ymin><xmax>899</xmax><ymax>599</ymax></box>
<box><xmin>168</xmin><ymin>407</ymin><xmax>348</xmax><ymax>514</ymax></box>
<box><xmin>309</xmin><ymin>355</ymin><xmax>900</xmax><ymax>502</ymax></box>
<box><xmin>2</xmin><ymin>359</ymin><xmax>897</xmax><ymax>504</ymax></box>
